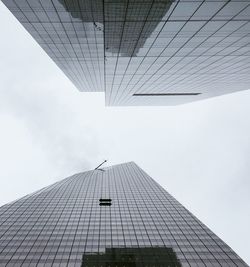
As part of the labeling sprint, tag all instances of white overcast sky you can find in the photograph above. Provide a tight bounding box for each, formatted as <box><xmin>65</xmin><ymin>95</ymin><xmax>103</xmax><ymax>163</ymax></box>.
<box><xmin>0</xmin><ymin>1</ymin><xmax>250</xmax><ymax>265</ymax></box>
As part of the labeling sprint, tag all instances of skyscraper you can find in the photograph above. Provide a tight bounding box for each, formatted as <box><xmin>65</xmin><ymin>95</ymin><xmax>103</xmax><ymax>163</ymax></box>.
<box><xmin>2</xmin><ymin>0</ymin><xmax>250</xmax><ymax>106</ymax></box>
<box><xmin>0</xmin><ymin>162</ymin><xmax>247</xmax><ymax>266</ymax></box>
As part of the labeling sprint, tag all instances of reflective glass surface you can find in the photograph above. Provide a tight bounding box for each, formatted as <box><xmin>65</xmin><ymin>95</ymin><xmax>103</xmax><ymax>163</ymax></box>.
<box><xmin>2</xmin><ymin>0</ymin><xmax>250</xmax><ymax>105</ymax></box>
<box><xmin>0</xmin><ymin>162</ymin><xmax>247</xmax><ymax>266</ymax></box>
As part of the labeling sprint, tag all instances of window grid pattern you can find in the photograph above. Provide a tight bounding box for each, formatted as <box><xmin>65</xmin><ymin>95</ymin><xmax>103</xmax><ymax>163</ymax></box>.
<box><xmin>0</xmin><ymin>162</ymin><xmax>247</xmax><ymax>266</ymax></box>
<box><xmin>2</xmin><ymin>0</ymin><xmax>104</xmax><ymax>92</ymax></box>
<box><xmin>2</xmin><ymin>0</ymin><xmax>250</xmax><ymax>105</ymax></box>
<box><xmin>104</xmin><ymin>0</ymin><xmax>250</xmax><ymax>106</ymax></box>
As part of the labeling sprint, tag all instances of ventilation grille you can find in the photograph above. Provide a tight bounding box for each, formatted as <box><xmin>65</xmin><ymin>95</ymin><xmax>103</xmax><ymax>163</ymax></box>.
<box><xmin>133</xmin><ymin>93</ymin><xmax>201</xmax><ymax>96</ymax></box>
<box><xmin>99</xmin><ymin>198</ymin><xmax>112</xmax><ymax>206</ymax></box>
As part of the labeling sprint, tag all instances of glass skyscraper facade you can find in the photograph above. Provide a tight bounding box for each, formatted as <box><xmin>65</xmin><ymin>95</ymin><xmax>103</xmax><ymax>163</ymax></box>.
<box><xmin>2</xmin><ymin>0</ymin><xmax>250</xmax><ymax>105</ymax></box>
<box><xmin>0</xmin><ymin>162</ymin><xmax>247</xmax><ymax>266</ymax></box>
